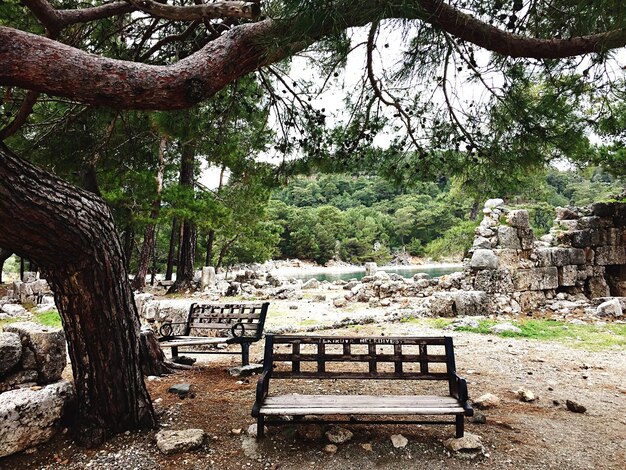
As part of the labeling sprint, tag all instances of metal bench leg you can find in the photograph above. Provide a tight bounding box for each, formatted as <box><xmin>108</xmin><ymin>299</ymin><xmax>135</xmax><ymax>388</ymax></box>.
<box><xmin>256</xmin><ymin>415</ymin><xmax>265</xmax><ymax>441</ymax></box>
<box><xmin>171</xmin><ymin>346</ymin><xmax>179</xmax><ymax>359</ymax></box>
<box><xmin>455</xmin><ymin>414</ymin><xmax>464</xmax><ymax>438</ymax></box>
<box><xmin>241</xmin><ymin>343</ymin><xmax>250</xmax><ymax>366</ymax></box>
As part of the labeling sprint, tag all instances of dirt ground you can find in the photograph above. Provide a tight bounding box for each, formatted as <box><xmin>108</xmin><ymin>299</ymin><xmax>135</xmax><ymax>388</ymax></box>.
<box><xmin>2</xmin><ymin>319</ymin><xmax>626</xmax><ymax>470</ymax></box>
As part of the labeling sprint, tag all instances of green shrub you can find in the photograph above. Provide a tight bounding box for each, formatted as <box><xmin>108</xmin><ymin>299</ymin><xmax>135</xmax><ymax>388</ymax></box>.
<box><xmin>424</xmin><ymin>220</ymin><xmax>478</xmax><ymax>261</ymax></box>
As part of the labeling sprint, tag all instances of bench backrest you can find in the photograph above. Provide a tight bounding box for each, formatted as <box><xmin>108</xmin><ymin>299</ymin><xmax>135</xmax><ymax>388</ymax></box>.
<box><xmin>185</xmin><ymin>302</ymin><xmax>269</xmax><ymax>342</ymax></box>
<box><xmin>264</xmin><ymin>334</ymin><xmax>457</xmax><ymax>382</ymax></box>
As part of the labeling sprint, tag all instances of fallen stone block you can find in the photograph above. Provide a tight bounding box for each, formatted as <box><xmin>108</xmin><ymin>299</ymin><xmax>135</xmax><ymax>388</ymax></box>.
<box><xmin>0</xmin><ymin>380</ymin><xmax>74</xmax><ymax>458</ymax></box>
<box><xmin>155</xmin><ymin>428</ymin><xmax>205</xmax><ymax>455</ymax></box>
<box><xmin>3</xmin><ymin>322</ymin><xmax>66</xmax><ymax>384</ymax></box>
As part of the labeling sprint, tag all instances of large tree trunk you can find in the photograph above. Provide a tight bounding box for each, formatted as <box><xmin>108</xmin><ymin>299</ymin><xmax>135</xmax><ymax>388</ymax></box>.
<box><xmin>169</xmin><ymin>142</ymin><xmax>197</xmax><ymax>292</ymax></box>
<box><xmin>0</xmin><ymin>248</ymin><xmax>12</xmax><ymax>284</ymax></box>
<box><xmin>132</xmin><ymin>137</ymin><xmax>167</xmax><ymax>291</ymax></box>
<box><xmin>165</xmin><ymin>217</ymin><xmax>179</xmax><ymax>281</ymax></box>
<box><xmin>205</xmin><ymin>229</ymin><xmax>215</xmax><ymax>267</ymax></box>
<box><xmin>0</xmin><ymin>143</ymin><xmax>156</xmax><ymax>446</ymax></box>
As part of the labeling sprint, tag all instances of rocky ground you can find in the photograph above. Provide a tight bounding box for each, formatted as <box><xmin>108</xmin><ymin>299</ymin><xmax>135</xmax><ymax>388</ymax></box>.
<box><xmin>2</xmin><ymin>297</ymin><xmax>625</xmax><ymax>470</ymax></box>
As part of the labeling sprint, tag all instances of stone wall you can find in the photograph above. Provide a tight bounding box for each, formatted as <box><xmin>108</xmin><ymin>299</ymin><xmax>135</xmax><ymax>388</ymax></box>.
<box><xmin>467</xmin><ymin>199</ymin><xmax>626</xmax><ymax>313</ymax></box>
<box><xmin>0</xmin><ymin>322</ymin><xmax>73</xmax><ymax>457</ymax></box>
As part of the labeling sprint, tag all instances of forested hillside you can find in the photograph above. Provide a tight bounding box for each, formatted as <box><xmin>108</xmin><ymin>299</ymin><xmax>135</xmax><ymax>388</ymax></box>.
<box><xmin>268</xmin><ymin>168</ymin><xmax>624</xmax><ymax>265</ymax></box>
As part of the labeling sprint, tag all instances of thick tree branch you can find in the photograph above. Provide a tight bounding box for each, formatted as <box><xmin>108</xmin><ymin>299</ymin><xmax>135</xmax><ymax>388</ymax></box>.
<box><xmin>5</xmin><ymin>1</ymin><xmax>626</xmax><ymax>110</ymax></box>
<box><xmin>418</xmin><ymin>0</ymin><xmax>626</xmax><ymax>58</ymax></box>
<box><xmin>0</xmin><ymin>91</ymin><xmax>41</xmax><ymax>140</ymax></box>
<box><xmin>128</xmin><ymin>0</ymin><xmax>260</xmax><ymax>22</ymax></box>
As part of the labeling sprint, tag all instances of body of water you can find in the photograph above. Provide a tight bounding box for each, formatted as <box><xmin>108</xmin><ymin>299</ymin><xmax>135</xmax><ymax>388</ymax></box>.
<box><xmin>292</xmin><ymin>265</ymin><xmax>463</xmax><ymax>282</ymax></box>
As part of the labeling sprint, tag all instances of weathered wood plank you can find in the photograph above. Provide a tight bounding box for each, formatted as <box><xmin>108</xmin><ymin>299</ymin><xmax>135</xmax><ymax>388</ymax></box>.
<box><xmin>271</xmin><ymin>335</ymin><xmax>447</xmax><ymax>346</ymax></box>
<box><xmin>271</xmin><ymin>353</ymin><xmax>448</xmax><ymax>363</ymax></box>
<box><xmin>271</xmin><ymin>371</ymin><xmax>449</xmax><ymax>380</ymax></box>
<box><xmin>263</xmin><ymin>395</ymin><xmax>461</xmax><ymax>406</ymax></box>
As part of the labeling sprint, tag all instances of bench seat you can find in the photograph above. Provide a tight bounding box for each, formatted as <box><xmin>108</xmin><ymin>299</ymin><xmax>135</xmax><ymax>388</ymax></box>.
<box><xmin>259</xmin><ymin>394</ymin><xmax>465</xmax><ymax>415</ymax></box>
<box><xmin>252</xmin><ymin>334</ymin><xmax>472</xmax><ymax>439</ymax></box>
<box><xmin>158</xmin><ymin>302</ymin><xmax>269</xmax><ymax>365</ymax></box>
<box><xmin>159</xmin><ymin>336</ymin><xmax>229</xmax><ymax>347</ymax></box>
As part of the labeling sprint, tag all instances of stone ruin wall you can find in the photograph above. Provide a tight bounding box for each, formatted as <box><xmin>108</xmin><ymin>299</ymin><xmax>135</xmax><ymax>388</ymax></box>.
<box><xmin>467</xmin><ymin>198</ymin><xmax>626</xmax><ymax>314</ymax></box>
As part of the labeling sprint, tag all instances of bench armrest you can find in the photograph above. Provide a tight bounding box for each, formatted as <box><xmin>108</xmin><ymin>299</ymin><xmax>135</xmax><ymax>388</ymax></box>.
<box><xmin>158</xmin><ymin>322</ymin><xmax>188</xmax><ymax>339</ymax></box>
<box><xmin>452</xmin><ymin>373</ymin><xmax>473</xmax><ymax>416</ymax></box>
<box><xmin>252</xmin><ymin>369</ymin><xmax>272</xmax><ymax>417</ymax></box>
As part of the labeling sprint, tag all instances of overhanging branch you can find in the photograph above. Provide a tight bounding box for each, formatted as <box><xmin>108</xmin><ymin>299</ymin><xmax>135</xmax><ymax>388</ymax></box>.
<box><xmin>127</xmin><ymin>0</ymin><xmax>260</xmax><ymax>22</ymax></box>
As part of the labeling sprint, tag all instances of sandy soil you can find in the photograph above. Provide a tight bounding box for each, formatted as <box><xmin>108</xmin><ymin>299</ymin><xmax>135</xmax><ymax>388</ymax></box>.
<box><xmin>2</xmin><ymin>308</ymin><xmax>625</xmax><ymax>470</ymax></box>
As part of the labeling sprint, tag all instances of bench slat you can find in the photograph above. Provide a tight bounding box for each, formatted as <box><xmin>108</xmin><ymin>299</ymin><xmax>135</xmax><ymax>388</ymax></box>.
<box><xmin>272</xmin><ymin>336</ymin><xmax>447</xmax><ymax>345</ymax></box>
<box><xmin>159</xmin><ymin>337</ymin><xmax>226</xmax><ymax>347</ymax></box>
<box><xmin>271</xmin><ymin>371</ymin><xmax>449</xmax><ymax>380</ymax></box>
<box><xmin>271</xmin><ymin>353</ymin><xmax>448</xmax><ymax>363</ymax></box>
<box><xmin>260</xmin><ymin>395</ymin><xmax>464</xmax><ymax>415</ymax></box>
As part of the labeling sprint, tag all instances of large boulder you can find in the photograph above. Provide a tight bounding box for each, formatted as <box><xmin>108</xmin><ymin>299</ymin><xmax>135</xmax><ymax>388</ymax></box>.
<box><xmin>506</xmin><ymin>210</ymin><xmax>530</xmax><ymax>228</ymax></box>
<box><xmin>497</xmin><ymin>226</ymin><xmax>521</xmax><ymax>250</ymax></box>
<box><xmin>3</xmin><ymin>322</ymin><xmax>66</xmax><ymax>384</ymax></box>
<box><xmin>596</xmin><ymin>298</ymin><xmax>623</xmax><ymax>318</ymax></box>
<box><xmin>0</xmin><ymin>332</ymin><xmax>22</xmax><ymax>377</ymax></box>
<box><xmin>0</xmin><ymin>380</ymin><xmax>74</xmax><ymax>457</ymax></box>
<box><xmin>470</xmin><ymin>250</ymin><xmax>498</xmax><ymax>270</ymax></box>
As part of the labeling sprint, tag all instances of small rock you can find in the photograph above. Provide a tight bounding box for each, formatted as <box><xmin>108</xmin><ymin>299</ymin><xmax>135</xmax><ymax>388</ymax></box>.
<box><xmin>473</xmin><ymin>393</ymin><xmax>500</xmax><ymax>409</ymax></box>
<box><xmin>228</xmin><ymin>364</ymin><xmax>263</xmax><ymax>377</ymax></box>
<box><xmin>484</xmin><ymin>199</ymin><xmax>504</xmax><ymax>209</ymax></box>
<box><xmin>324</xmin><ymin>444</ymin><xmax>338</xmax><ymax>454</ymax></box>
<box><xmin>443</xmin><ymin>432</ymin><xmax>485</xmax><ymax>456</ymax></box>
<box><xmin>469</xmin><ymin>412</ymin><xmax>487</xmax><ymax>424</ymax></box>
<box><xmin>566</xmin><ymin>400</ymin><xmax>587</xmax><ymax>413</ymax></box>
<box><xmin>231</xmin><ymin>428</ymin><xmax>242</xmax><ymax>436</ymax></box>
<box><xmin>302</xmin><ymin>278</ymin><xmax>320</xmax><ymax>289</ymax></box>
<box><xmin>325</xmin><ymin>426</ymin><xmax>353</xmax><ymax>444</ymax></box>
<box><xmin>155</xmin><ymin>429</ymin><xmax>205</xmax><ymax>455</ymax></box>
<box><xmin>516</xmin><ymin>388</ymin><xmax>536</xmax><ymax>402</ymax></box>
<box><xmin>390</xmin><ymin>434</ymin><xmax>408</xmax><ymax>448</ymax></box>
<box><xmin>168</xmin><ymin>383</ymin><xmax>191</xmax><ymax>396</ymax></box>
<box><xmin>246</xmin><ymin>423</ymin><xmax>268</xmax><ymax>438</ymax></box>
<box><xmin>333</xmin><ymin>298</ymin><xmax>347</xmax><ymax>308</ymax></box>
<box><xmin>172</xmin><ymin>356</ymin><xmax>196</xmax><ymax>366</ymax></box>
<box><xmin>361</xmin><ymin>443</ymin><xmax>373</xmax><ymax>452</ymax></box>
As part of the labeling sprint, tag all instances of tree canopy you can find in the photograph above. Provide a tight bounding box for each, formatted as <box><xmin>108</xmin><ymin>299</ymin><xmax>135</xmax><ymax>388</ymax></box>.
<box><xmin>2</xmin><ymin>0</ymin><xmax>626</xmax><ymax>447</ymax></box>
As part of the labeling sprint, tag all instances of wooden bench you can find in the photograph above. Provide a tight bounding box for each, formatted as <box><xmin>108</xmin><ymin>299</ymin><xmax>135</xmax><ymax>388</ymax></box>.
<box><xmin>158</xmin><ymin>302</ymin><xmax>269</xmax><ymax>366</ymax></box>
<box><xmin>252</xmin><ymin>334</ymin><xmax>473</xmax><ymax>439</ymax></box>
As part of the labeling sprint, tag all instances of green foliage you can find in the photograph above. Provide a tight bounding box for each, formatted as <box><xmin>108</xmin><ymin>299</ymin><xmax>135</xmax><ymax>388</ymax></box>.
<box><xmin>424</xmin><ymin>220</ymin><xmax>478</xmax><ymax>261</ymax></box>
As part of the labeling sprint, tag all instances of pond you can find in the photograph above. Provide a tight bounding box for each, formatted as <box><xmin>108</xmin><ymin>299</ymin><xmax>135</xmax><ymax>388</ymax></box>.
<box><xmin>291</xmin><ymin>264</ymin><xmax>463</xmax><ymax>282</ymax></box>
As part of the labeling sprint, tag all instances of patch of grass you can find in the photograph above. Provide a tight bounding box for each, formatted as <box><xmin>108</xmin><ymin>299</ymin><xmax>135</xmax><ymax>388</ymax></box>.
<box><xmin>36</xmin><ymin>310</ymin><xmax>62</xmax><ymax>328</ymax></box>
<box><xmin>297</xmin><ymin>319</ymin><xmax>318</xmax><ymax>327</ymax></box>
<box><xmin>432</xmin><ymin>317</ymin><xmax>626</xmax><ymax>351</ymax></box>
<box><xmin>424</xmin><ymin>317</ymin><xmax>455</xmax><ymax>329</ymax></box>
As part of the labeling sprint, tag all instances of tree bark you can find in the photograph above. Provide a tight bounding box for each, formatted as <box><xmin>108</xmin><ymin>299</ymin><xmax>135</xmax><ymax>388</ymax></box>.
<box><xmin>139</xmin><ymin>327</ymin><xmax>173</xmax><ymax>376</ymax></box>
<box><xmin>132</xmin><ymin>137</ymin><xmax>166</xmax><ymax>291</ymax></box>
<box><xmin>165</xmin><ymin>217</ymin><xmax>179</xmax><ymax>281</ymax></box>
<box><xmin>122</xmin><ymin>226</ymin><xmax>134</xmax><ymax>271</ymax></box>
<box><xmin>205</xmin><ymin>229</ymin><xmax>215</xmax><ymax>267</ymax></box>
<box><xmin>169</xmin><ymin>142</ymin><xmax>197</xmax><ymax>292</ymax></box>
<box><xmin>0</xmin><ymin>143</ymin><xmax>156</xmax><ymax>446</ymax></box>
<box><xmin>0</xmin><ymin>248</ymin><xmax>12</xmax><ymax>284</ymax></box>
